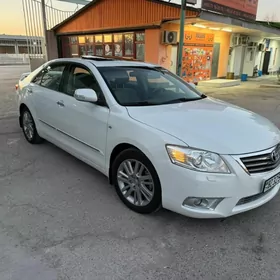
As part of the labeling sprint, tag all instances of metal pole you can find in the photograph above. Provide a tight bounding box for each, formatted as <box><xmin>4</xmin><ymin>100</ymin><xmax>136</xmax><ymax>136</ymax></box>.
<box><xmin>41</xmin><ymin>0</ymin><xmax>49</xmax><ymax>60</ymax></box>
<box><xmin>177</xmin><ymin>0</ymin><xmax>186</xmax><ymax>76</ymax></box>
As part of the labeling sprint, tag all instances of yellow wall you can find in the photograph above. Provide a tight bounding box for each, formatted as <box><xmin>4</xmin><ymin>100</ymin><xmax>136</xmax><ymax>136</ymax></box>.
<box><xmin>158</xmin><ymin>23</ymin><xmax>231</xmax><ymax>78</ymax></box>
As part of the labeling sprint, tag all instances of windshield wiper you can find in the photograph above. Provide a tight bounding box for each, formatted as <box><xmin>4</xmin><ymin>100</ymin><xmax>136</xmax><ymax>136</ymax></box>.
<box><xmin>123</xmin><ymin>101</ymin><xmax>158</xmax><ymax>106</ymax></box>
<box><xmin>161</xmin><ymin>97</ymin><xmax>204</xmax><ymax>105</ymax></box>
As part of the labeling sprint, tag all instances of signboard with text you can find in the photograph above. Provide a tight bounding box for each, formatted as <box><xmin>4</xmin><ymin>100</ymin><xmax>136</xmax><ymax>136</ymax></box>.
<box><xmin>202</xmin><ymin>0</ymin><xmax>259</xmax><ymax>21</ymax></box>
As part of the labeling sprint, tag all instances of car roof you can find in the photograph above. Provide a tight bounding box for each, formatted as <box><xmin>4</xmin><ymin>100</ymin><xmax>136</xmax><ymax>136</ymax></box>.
<box><xmin>49</xmin><ymin>57</ymin><xmax>161</xmax><ymax>68</ymax></box>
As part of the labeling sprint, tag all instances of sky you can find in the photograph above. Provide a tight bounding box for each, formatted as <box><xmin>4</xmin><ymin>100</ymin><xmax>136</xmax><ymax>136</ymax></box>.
<box><xmin>0</xmin><ymin>0</ymin><xmax>279</xmax><ymax>35</ymax></box>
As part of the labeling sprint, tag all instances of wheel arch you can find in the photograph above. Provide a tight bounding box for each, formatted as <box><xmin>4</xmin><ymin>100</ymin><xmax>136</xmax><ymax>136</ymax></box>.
<box><xmin>108</xmin><ymin>142</ymin><xmax>157</xmax><ymax>185</ymax></box>
<box><xmin>19</xmin><ymin>103</ymin><xmax>29</xmax><ymax>127</ymax></box>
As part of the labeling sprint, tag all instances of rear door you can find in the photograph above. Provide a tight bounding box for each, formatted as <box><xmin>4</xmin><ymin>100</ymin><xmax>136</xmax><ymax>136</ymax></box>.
<box><xmin>31</xmin><ymin>62</ymin><xmax>68</xmax><ymax>139</ymax></box>
<box><xmin>53</xmin><ymin>63</ymin><xmax>110</xmax><ymax>171</ymax></box>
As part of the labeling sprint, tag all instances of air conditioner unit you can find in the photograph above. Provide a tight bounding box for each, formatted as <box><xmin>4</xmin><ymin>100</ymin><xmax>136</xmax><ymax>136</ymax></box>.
<box><xmin>162</xmin><ymin>31</ymin><xmax>178</xmax><ymax>45</ymax></box>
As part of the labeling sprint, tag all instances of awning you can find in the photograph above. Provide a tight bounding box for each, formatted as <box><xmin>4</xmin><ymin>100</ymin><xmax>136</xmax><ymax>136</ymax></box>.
<box><xmin>167</xmin><ymin>10</ymin><xmax>280</xmax><ymax>39</ymax></box>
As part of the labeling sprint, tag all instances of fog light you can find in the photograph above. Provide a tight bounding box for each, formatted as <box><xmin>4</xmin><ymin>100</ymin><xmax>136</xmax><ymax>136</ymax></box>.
<box><xmin>183</xmin><ymin>197</ymin><xmax>223</xmax><ymax>210</ymax></box>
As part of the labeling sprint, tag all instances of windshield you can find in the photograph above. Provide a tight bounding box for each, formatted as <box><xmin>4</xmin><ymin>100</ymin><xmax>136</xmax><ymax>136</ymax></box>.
<box><xmin>98</xmin><ymin>66</ymin><xmax>205</xmax><ymax>106</ymax></box>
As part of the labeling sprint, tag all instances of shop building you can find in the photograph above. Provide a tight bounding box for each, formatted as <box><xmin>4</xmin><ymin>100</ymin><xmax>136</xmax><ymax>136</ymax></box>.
<box><xmin>51</xmin><ymin>0</ymin><xmax>280</xmax><ymax>84</ymax></box>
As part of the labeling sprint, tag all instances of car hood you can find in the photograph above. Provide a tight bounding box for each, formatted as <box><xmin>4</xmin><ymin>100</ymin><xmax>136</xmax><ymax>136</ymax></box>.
<box><xmin>126</xmin><ymin>97</ymin><xmax>280</xmax><ymax>155</ymax></box>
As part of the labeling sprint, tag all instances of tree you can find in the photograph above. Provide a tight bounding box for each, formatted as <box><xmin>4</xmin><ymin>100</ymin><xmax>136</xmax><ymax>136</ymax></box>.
<box><xmin>264</xmin><ymin>13</ymin><xmax>278</xmax><ymax>22</ymax></box>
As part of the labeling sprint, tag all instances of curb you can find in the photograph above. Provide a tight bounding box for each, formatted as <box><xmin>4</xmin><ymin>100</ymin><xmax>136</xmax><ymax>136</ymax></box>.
<box><xmin>259</xmin><ymin>84</ymin><xmax>280</xmax><ymax>89</ymax></box>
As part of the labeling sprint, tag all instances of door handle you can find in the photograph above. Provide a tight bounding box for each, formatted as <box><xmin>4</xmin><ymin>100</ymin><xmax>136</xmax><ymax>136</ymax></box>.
<box><xmin>56</xmin><ymin>100</ymin><xmax>65</xmax><ymax>107</ymax></box>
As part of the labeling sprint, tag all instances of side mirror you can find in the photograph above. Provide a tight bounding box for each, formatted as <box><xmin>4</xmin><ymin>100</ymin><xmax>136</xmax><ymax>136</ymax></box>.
<box><xmin>74</xmin><ymin>88</ymin><xmax>98</xmax><ymax>103</ymax></box>
<box><xmin>188</xmin><ymin>83</ymin><xmax>196</xmax><ymax>89</ymax></box>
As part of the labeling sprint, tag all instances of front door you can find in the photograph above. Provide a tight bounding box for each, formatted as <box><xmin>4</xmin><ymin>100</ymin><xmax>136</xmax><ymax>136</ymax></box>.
<box><xmin>56</xmin><ymin>63</ymin><xmax>110</xmax><ymax>171</ymax></box>
<box><xmin>211</xmin><ymin>43</ymin><xmax>220</xmax><ymax>79</ymax></box>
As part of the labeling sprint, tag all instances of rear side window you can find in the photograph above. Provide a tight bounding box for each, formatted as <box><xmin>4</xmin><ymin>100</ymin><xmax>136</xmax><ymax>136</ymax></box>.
<box><xmin>32</xmin><ymin>64</ymin><xmax>66</xmax><ymax>92</ymax></box>
<box><xmin>32</xmin><ymin>71</ymin><xmax>44</xmax><ymax>85</ymax></box>
<box><xmin>40</xmin><ymin>65</ymin><xmax>66</xmax><ymax>91</ymax></box>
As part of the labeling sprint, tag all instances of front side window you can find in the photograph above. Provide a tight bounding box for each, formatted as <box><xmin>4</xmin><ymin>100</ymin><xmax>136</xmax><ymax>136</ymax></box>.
<box><xmin>98</xmin><ymin>67</ymin><xmax>204</xmax><ymax>106</ymax></box>
<box><xmin>65</xmin><ymin>65</ymin><xmax>104</xmax><ymax>101</ymax></box>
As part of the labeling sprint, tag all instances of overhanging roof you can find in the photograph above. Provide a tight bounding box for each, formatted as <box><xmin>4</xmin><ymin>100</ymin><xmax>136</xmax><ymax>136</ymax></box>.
<box><xmin>52</xmin><ymin>0</ymin><xmax>198</xmax><ymax>31</ymax></box>
<box><xmin>167</xmin><ymin>11</ymin><xmax>280</xmax><ymax>39</ymax></box>
<box><xmin>0</xmin><ymin>34</ymin><xmax>43</xmax><ymax>41</ymax></box>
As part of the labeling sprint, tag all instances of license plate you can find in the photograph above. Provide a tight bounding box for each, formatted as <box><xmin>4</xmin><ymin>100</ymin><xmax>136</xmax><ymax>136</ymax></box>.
<box><xmin>263</xmin><ymin>172</ymin><xmax>280</xmax><ymax>193</ymax></box>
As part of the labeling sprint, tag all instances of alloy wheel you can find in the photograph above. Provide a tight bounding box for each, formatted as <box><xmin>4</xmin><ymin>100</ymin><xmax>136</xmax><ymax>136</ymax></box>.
<box><xmin>22</xmin><ymin>111</ymin><xmax>35</xmax><ymax>141</ymax></box>
<box><xmin>117</xmin><ymin>159</ymin><xmax>155</xmax><ymax>206</ymax></box>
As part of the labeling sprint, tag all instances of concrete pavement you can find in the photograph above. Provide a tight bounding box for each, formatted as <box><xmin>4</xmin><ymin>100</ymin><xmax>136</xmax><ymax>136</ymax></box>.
<box><xmin>1</xmin><ymin>65</ymin><xmax>280</xmax><ymax>279</ymax></box>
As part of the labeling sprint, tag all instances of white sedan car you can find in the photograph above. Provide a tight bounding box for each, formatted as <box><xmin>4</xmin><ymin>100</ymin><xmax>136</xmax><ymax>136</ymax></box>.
<box><xmin>16</xmin><ymin>57</ymin><xmax>280</xmax><ymax>218</ymax></box>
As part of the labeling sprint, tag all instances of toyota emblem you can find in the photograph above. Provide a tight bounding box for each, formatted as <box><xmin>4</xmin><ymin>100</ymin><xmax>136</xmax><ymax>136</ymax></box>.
<box><xmin>271</xmin><ymin>146</ymin><xmax>280</xmax><ymax>162</ymax></box>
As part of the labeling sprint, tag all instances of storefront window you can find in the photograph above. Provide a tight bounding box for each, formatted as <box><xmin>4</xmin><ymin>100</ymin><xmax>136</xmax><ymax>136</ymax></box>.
<box><xmin>78</xmin><ymin>36</ymin><xmax>85</xmax><ymax>44</ymax></box>
<box><xmin>87</xmin><ymin>45</ymin><xmax>94</xmax><ymax>55</ymax></box>
<box><xmin>96</xmin><ymin>45</ymin><xmax>103</xmax><ymax>56</ymax></box>
<box><xmin>124</xmin><ymin>34</ymin><xmax>134</xmax><ymax>56</ymax></box>
<box><xmin>95</xmin><ymin>35</ymin><xmax>103</xmax><ymax>43</ymax></box>
<box><xmin>79</xmin><ymin>45</ymin><xmax>87</xmax><ymax>55</ymax></box>
<box><xmin>69</xmin><ymin>37</ymin><xmax>78</xmax><ymax>44</ymax></box>
<box><xmin>136</xmin><ymin>32</ymin><xmax>145</xmax><ymax>42</ymax></box>
<box><xmin>61</xmin><ymin>31</ymin><xmax>145</xmax><ymax>60</ymax></box>
<box><xmin>114</xmin><ymin>34</ymin><xmax>122</xmax><ymax>43</ymax></box>
<box><xmin>114</xmin><ymin>43</ymin><xmax>123</xmax><ymax>56</ymax></box>
<box><xmin>104</xmin><ymin>34</ymin><xmax>112</xmax><ymax>43</ymax></box>
<box><xmin>105</xmin><ymin>44</ymin><xmax>113</xmax><ymax>56</ymax></box>
<box><xmin>86</xmin><ymin>35</ymin><xmax>93</xmax><ymax>43</ymax></box>
<box><xmin>136</xmin><ymin>43</ymin><xmax>145</xmax><ymax>61</ymax></box>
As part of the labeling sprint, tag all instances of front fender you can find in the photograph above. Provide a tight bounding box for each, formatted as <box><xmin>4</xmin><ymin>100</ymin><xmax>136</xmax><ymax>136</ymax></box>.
<box><xmin>105</xmin><ymin>112</ymin><xmax>186</xmax><ymax>173</ymax></box>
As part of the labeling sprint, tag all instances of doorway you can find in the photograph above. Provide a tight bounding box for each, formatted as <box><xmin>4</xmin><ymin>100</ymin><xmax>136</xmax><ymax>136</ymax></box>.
<box><xmin>262</xmin><ymin>51</ymin><xmax>271</xmax><ymax>75</ymax></box>
<box><xmin>211</xmin><ymin>43</ymin><xmax>220</xmax><ymax>78</ymax></box>
<box><xmin>170</xmin><ymin>45</ymin><xmax>178</xmax><ymax>74</ymax></box>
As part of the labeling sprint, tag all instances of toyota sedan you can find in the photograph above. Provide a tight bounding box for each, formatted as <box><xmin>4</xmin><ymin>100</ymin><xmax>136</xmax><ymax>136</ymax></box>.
<box><xmin>16</xmin><ymin>57</ymin><xmax>280</xmax><ymax>218</ymax></box>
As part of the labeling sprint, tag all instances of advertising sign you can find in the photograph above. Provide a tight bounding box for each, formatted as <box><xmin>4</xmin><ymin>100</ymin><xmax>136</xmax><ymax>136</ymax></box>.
<box><xmin>182</xmin><ymin>31</ymin><xmax>214</xmax><ymax>84</ymax></box>
<box><xmin>202</xmin><ymin>0</ymin><xmax>259</xmax><ymax>21</ymax></box>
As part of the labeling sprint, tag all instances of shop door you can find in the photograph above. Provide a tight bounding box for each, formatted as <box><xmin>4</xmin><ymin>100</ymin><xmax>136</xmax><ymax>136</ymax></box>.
<box><xmin>170</xmin><ymin>45</ymin><xmax>178</xmax><ymax>74</ymax></box>
<box><xmin>211</xmin><ymin>43</ymin><xmax>220</xmax><ymax>78</ymax></box>
<box><xmin>262</xmin><ymin>51</ymin><xmax>271</xmax><ymax>75</ymax></box>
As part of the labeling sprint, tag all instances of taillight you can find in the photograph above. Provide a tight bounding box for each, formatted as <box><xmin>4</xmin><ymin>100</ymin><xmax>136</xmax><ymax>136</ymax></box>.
<box><xmin>15</xmin><ymin>84</ymin><xmax>19</xmax><ymax>90</ymax></box>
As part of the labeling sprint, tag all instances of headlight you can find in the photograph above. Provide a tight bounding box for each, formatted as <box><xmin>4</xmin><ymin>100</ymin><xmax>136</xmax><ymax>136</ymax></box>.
<box><xmin>166</xmin><ymin>145</ymin><xmax>230</xmax><ymax>174</ymax></box>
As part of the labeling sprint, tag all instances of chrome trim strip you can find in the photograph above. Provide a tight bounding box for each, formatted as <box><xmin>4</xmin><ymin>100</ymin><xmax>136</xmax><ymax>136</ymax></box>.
<box><xmin>39</xmin><ymin>119</ymin><xmax>103</xmax><ymax>155</ymax></box>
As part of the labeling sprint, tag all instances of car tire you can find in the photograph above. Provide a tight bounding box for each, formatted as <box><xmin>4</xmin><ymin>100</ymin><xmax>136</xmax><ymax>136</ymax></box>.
<box><xmin>112</xmin><ymin>148</ymin><xmax>162</xmax><ymax>214</ymax></box>
<box><xmin>21</xmin><ymin>108</ymin><xmax>43</xmax><ymax>144</ymax></box>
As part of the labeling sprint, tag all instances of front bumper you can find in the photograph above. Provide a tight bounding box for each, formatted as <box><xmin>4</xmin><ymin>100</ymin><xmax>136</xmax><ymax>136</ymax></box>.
<box><xmin>157</xmin><ymin>154</ymin><xmax>280</xmax><ymax>218</ymax></box>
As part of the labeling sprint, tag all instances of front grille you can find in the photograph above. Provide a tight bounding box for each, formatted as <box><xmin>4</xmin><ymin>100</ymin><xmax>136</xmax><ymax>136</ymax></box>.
<box><xmin>240</xmin><ymin>144</ymin><xmax>280</xmax><ymax>174</ymax></box>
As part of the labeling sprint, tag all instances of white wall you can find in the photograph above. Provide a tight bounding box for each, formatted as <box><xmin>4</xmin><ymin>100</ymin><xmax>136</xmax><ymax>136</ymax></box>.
<box><xmin>242</xmin><ymin>46</ymin><xmax>257</xmax><ymax>76</ymax></box>
<box><xmin>250</xmin><ymin>36</ymin><xmax>280</xmax><ymax>73</ymax></box>
<box><xmin>267</xmin><ymin>39</ymin><xmax>280</xmax><ymax>72</ymax></box>
<box><xmin>229</xmin><ymin>43</ymin><xmax>245</xmax><ymax>76</ymax></box>
<box><xmin>229</xmin><ymin>35</ymin><xmax>280</xmax><ymax>76</ymax></box>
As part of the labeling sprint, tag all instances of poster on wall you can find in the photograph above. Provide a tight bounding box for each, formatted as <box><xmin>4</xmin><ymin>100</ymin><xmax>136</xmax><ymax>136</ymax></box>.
<box><xmin>182</xmin><ymin>31</ymin><xmax>214</xmax><ymax>84</ymax></box>
<box><xmin>201</xmin><ymin>0</ymin><xmax>258</xmax><ymax>21</ymax></box>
